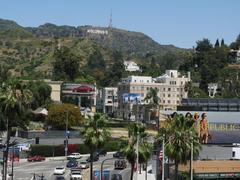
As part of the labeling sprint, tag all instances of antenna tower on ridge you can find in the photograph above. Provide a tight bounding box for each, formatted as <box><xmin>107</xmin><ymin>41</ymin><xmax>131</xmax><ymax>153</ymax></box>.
<box><xmin>108</xmin><ymin>9</ymin><xmax>112</xmax><ymax>29</ymax></box>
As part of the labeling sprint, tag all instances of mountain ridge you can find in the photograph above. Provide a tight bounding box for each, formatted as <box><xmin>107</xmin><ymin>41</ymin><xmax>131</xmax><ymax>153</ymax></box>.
<box><xmin>0</xmin><ymin>18</ymin><xmax>187</xmax><ymax>56</ymax></box>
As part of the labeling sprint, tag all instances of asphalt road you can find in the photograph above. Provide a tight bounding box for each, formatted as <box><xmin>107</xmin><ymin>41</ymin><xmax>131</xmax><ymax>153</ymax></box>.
<box><xmin>3</xmin><ymin>154</ymin><xmax>131</xmax><ymax>180</ymax></box>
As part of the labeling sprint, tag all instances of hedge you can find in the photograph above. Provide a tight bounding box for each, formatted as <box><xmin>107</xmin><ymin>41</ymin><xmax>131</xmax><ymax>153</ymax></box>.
<box><xmin>30</xmin><ymin>139</ymin><xmax>127</xmax><ymax>157</ymax></box>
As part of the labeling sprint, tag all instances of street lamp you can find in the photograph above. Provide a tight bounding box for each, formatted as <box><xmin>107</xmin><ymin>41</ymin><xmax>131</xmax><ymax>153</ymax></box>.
<box><xmin>65</xmin><ymin>111</ymin><xmax>69</xmax><ymax>158</ymax></box>
<box><xmin>100</xmin><ymin>157</ymin><xmax>117</xmax><ymax>180</ymax></box>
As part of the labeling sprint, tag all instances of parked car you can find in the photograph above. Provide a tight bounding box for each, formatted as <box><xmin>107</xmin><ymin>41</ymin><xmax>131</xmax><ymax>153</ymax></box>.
<box><xmin>113</xmin><ymin>151</ymin><xmax>124</xmax><ymax>158</ymax></box>
<box><xmin>72</xmin><ymin>85</ymin><xmax>94</xmax><ymax>93</ymax></box>
<box><xmin>86</xmin><ymin>153</ymin><xmax>99</xmax><ymax>162</ymax></box>
<box><xmin>79</xmin><ymin>161</ymin><xmax>89</xmax><ymax>169</ymax></box>
<box><xmin>67</xmin><ymin>153</ymin><xmax>81</xmax><ymax>160</ymax></box>
<box><xmin>55</xmin><ymin>176</ymin><xmax>65</xmax><ymax>180</ymax></box>
<box><xmin>111</xmin><ymin>174</ymin><xmax>122</xmax><ymax>180</ymax></box>
<box><xmin>66</xmin><ymin>159</ymin><xmax>78</xmax><ymax>168</ymax></box>
<box><xmin>114</xmin><ymin>159</ymin><xmax>127</xmax><ymax>170</ymax></box>
<box><xmin>70</xmin><ymin>169</ymin><xmax>82</xmax><ymax>180</ymax></box>
<box><xmin>54</xmin><ymin>167</ymin><xmax>66</xmax><ymax>175</ymax></box>
<box><xmin>27</xmin><ymin>155</ymin><xmax>45</xmax><ymax>162</ymax></box>
<box><xmin>95</xmin><ymin>149</ymin><xmax>107</xmax><ymax>156</ymax></box>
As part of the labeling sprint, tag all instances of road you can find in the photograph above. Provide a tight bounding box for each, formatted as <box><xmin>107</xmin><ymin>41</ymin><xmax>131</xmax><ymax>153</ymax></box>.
<box><xmin>3</xmin><ymin>154</ymin><xmax>131</xmax><ymax>180</ymax></box>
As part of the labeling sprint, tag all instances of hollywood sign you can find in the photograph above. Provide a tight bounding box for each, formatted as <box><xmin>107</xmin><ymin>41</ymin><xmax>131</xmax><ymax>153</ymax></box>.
<box><xmin>87</xmin><ymin>29</ymin><xmax>108</xmax><ymax>35</ymax></box>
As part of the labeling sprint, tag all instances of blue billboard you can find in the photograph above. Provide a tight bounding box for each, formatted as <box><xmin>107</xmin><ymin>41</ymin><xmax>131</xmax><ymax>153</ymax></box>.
<box><xmin>122</xmin><ymin>93</ymin><xmax>141</xmax><ymax>104</ymax></box>
<box><xmin>93</xmin><ymin>170</ymin><xmax>110</xmax><ymax>180</ymax></box>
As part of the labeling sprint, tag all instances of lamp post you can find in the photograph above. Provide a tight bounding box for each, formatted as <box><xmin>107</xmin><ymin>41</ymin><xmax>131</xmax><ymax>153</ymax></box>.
<box><xmin>100</xmin><ymin>157</ymin><xmax>116</xmax><ymax>180</ymax></box>
<box><xmin>190</xmin><ymin>138</ymin><xmax>193</xmax><ymax>180</ymax></box>
<box><xmin>65</xmin><ymin>111</ymin><xmax>69</xmax><ymax>158</ymax></box>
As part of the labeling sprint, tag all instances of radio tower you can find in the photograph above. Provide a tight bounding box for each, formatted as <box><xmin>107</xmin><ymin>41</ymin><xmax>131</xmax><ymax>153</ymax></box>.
<box><xmin>108</xmin><ymin>9</ymin><xmax>112</xmax><ymax>29</ymax></box>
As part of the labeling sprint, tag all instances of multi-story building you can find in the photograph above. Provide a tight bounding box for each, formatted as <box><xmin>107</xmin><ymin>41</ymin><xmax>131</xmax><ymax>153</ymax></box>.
<box><xmin>117</xmin><ymin>70</ymin><xmax>190</xmax><ymax>120</ymax></box>
<box><xmin>96</xmin><ymin>87</ymin><xmax>118</xmax><ymax>116</ymax></box>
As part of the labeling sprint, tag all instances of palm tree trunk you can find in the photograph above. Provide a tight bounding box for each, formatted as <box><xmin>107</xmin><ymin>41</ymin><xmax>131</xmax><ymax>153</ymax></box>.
<box><xmin>90</xmin><ymin>151</ymin><xmax>93</xmax><ymax>180</ymax></box>
<box><xmin>145</xmin><ymin>161</ymin><xmax>148</xmax><ymax>180</ymax></box>
<box><xmin>175</xmin><ymin>161</ymin><xmax>179</xmax><ymax>180</ymax></box>
<box><xmin>3</xmin><ymin>120</ymin><xmax>10</xmax><ymax>180</ymax></box>
<box><xmin>139</xmin><ymin>163</ymin><xmax>141</xmax><ymax>174</ymax></box>
<box><xmin>130</xmin><ymin>163</ymin><xmax>134</xmax><ymax>180</ymax></box>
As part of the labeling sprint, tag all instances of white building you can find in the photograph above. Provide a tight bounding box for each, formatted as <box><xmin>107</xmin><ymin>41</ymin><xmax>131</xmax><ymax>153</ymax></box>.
<box><xmin>117</xmin><ymin>70</ymin><xmax>190</xmax><ymax>120</ymax></box>
<box><xmin>97</xmin><ymin>87</ymin><xmax>118</xmax><ymax>116</ymax></box>
<box><xmin>124</xmin><ymin>61</ymin><xmax>141</xmax><ymax>72</ymax></box>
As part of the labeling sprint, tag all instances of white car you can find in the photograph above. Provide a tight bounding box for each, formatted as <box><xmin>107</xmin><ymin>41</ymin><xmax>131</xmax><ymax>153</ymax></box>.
<box><xmin>54</xmin><ymin>166</ymin><xmax>66</xmax><ymax>175</ymax></box>
<box><xmin>79</xmin><ymin>161</ymin><xmax>89</xmax><ymax>169</ymax></box>
<box><xmin>70</xmin><ymin>170</ymin><xmax>82</xmax><ymax>180</ymax></box>
<box><xmin>67</xmin><ymin>153</ymin><xmax>81</xmax><ymax>160</ymax></box>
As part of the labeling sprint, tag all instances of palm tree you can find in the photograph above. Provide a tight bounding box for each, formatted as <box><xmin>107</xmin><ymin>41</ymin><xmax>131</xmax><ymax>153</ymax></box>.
<box><xmin>123</xmin><ymin>123</ymin><xmax>152</xmax><ymax>180</ymax></box>
<box><xmin>158</xmin><ymin>113</ymin><xmax>201</xmax><ymax>180</ymax></box>
<box><xmin>144</xmin><ymin>87</ymin><xmax>160</xmax><ymax>129</ymax></box>
<box><xmin>0</xmin><ymin>79</ymin><xmax>32</xmax><ymax>180</ymax></box>
<box><xmin>82</xmin><ymin>113</ymin><xmax>110</xmax><ymax>180</ymax></box>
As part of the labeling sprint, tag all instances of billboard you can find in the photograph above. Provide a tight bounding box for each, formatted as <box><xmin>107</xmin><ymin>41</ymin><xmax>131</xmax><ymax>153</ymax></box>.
<box><xmin>93</xmin><ymin>170</ymin><xmax>110</xmax><ymax>180</ymax></box>
<box><xmin>122</xmin><ymin>93</ymin><xmax>141</xmax><ymax>104</ymax></box>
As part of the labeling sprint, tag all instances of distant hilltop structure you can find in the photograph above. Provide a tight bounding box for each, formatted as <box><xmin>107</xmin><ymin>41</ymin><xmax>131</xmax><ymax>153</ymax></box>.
<box><xmin>87</xmin><ymin>29</ymin><xmax>108</xmax><ymax>35</ymax></box>
<box><xmin>124</xmin><ymin>61</ymin><xmax>141</xmax><ymax>72</ymax></box>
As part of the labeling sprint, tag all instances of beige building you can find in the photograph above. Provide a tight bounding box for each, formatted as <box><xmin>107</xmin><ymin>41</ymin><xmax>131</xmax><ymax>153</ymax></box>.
<box><xmin>117</xmin><ymin>70</ymin><xmax>190</xmax><ymax>120</ymax></box>
<box><xmin>44</xmin><ymin>80</ymin><xmax>63</xmax><ymax>102</ymax></box>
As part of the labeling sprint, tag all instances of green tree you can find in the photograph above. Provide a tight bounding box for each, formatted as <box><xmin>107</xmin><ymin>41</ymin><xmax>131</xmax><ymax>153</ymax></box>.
<box><xmin>0</xmin><ymin>79</ymin><xmax>32</xmax><ymax>179</ymax></box>
<box><xmin>144</xmin><ymin>87</ymin><xmax>161</xmax><ymax>128</ymax></box>
<box><xmin>123</xmin><ymin>123</ymin><xmax>152</xmax><ymax>180</ymax></box>
<box><xmin>28</xmin><ymin>81</ymin><xmax>52</xmax><ymax>109</ymax></box>
<box><xmin>47</xmin><ymin>103</ymin><xmax>83</xmax><ymax>129</ymax></box>
<box><xmin>158</xmin><ymin>114</ymin><xmax>201</xmax><ymax>180</ymax></box>
<box><xmin>221</xmin><ymin>38</ymin><xmax>225</xmax><ymax>47</ymax></box>
<box><xmin>101</xmin><ymin>50</ymin><xmax>125</xmax><ymax>87</ymax></box>
<box><xmin>52</xmin><ymin>46</ymin><xmax>80</xmax><ymax>81</ymax></box>
<box><xmin>214</xmin><ymin>39</ymin><xmax>219</xmax><ymax>48</ymax></box>
<box><xmin>82</xmin><ymin>113</ymin><xmax>110</xmax><ymax>180</ymax></box>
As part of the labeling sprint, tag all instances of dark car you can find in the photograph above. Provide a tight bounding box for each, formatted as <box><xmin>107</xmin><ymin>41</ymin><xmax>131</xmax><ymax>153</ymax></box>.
<box><xmin>114</xmin><ymin>159</ymin><xmax>127</xmax><ymax>170</ymax></box>
<box><xmin>113</xmin><ymin>151</ymin><xmax>124</xmax><ymax>158</ymax></box>
<box><xmin>86</xmin><ymin>153</ymin><xmax>99</xmax><ymax>162</ymax></box>
<box><xmin>66</xmin><ymin>160</ymin><xmax>78</xmax><ymax>168</ymax></box>
<box><xmin>55</xmin><ymin>176</ymin><xmax>65</xmax><ymax>180</ymax></box>
<box><xmin>27</xmin><ymin>155</ymin><xmax>45</xmax><ymax>162</ymax></box>
<box><xmin>72</xmin><ymin>85</ymin><xmax>94</xmax><ymax>93</ymax></box>
<box><xmin>95</xmin><ymin>149</ymin><xmax>107</xmax><ymax>156</ymax></box>
<box><xmin>111</xmin><ymin>174</ymin><xmax>122</xmax><ymax>180</ymax></box>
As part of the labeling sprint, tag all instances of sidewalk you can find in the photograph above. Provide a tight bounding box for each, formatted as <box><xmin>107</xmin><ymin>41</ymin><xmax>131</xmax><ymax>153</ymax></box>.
<box><xmin>133</xmin><ymin>165</ymin><xmax>156</xmax><ymax>180</ymax></box>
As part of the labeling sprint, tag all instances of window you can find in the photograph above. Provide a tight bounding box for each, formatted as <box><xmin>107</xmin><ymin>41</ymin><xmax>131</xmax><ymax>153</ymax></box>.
<box><xmin>147</xmin><ymin>87</ymin><xmax>149</xmax><ymax>90</ymax></box>
<box><xmin>168</xmin><ymin>94</ymin><xmax>171</xmax><ymax>97</ymax></box>
<box><xmin>163</xmin><ymin>100</ymin><xmax>165</xmax><ymax>103</ymax></box>
<box><xmin>168</xmin><ymin>88</ymin><xmax>171</xmax><ymax>91</ymax></box>
<box><xmin>168</xmin><ymin>100</ymin><xmax>171</xmax><ymax>104</ymax></box>
<box><xmin>177</xmin><ymin>94</ymin><xmax>179</xmax><ymax>97</ymax></box>
<box><xmin>177</xmin><ymin>100</ymin><xmax>180</xmax><ymax>104</ymax></box>
<box><xmin>232</xmin><ymin>151</ymin><xmax>236</xmax><ymax>157</ymax></box>
<box><xmin>134</xmin><ymin>80</ymin><xmax>137</xmax><ymax>82</ymax></box>
<box><xmin>163</xmin><ymin>94</ymin><xmax>165</xmax><ymax>97</ymax></box>
<box><xmin>141</xmin><ymin>86</ymin><xmax>144</xmax><ymax>90</ymax></box>
<box><xmin>163</xmin><ymin>88</ymin><xmax>165</xmax><ymax>91</ymax></box>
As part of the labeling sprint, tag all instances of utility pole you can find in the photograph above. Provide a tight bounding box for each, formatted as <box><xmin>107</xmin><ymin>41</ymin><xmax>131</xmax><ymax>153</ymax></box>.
<box><xmin>162</xmin><ymin>138</ymin><xmax>165</xmax><ymax>180</ymax></box>
<box><xmin>136</xmin><ymin>97</ymin><xmax>140</xmax><ymax>180</ymax></box>
<box><xmin>190</xmin><ymin>140</ymin><xmax>193</xmax><ymax>180</ymax></box>
<box><xmin>65</xmin><ymin>111</ymin><xmax>69</xmax><ymax>158</ymax></box>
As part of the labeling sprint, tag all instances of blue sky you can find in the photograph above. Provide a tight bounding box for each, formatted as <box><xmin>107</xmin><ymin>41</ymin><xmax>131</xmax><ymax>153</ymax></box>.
<box><xmin>0</xmin><ymin>0</ymin><xmax>239</xmax><ymax>48</ymax></box>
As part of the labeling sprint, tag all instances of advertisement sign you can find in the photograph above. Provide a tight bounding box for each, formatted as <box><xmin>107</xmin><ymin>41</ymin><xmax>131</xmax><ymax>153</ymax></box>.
<box><xmin>93</xmin><ymin>170</ymin><xmax>110</xmax><ymax>180</ymax></box>
<box><xmin>122</xmin><ymin>93</ymin><xmax>141</xmax><ymax>104</ymax></box>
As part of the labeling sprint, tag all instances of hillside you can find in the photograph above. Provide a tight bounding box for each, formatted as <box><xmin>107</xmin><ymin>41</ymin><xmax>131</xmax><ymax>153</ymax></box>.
<box><xmin>0</xmin><ymin>18</ymin><xmax>190</xmax><ymax>85</ymax></box>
